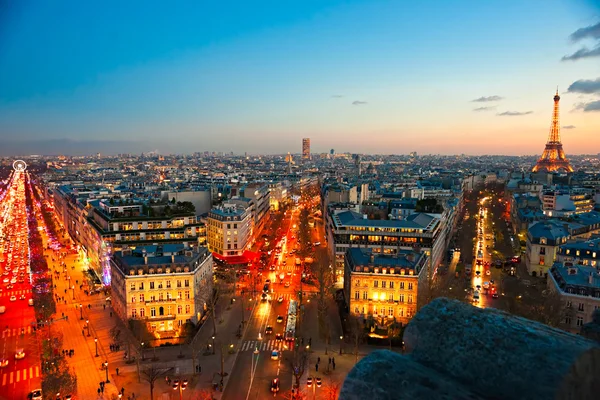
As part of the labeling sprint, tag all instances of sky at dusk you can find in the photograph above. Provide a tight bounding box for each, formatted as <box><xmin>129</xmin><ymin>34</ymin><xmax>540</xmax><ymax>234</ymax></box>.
<box><xmin>0</xmin><ymin>0</ymin><xmax>599</xmax><ymax>156</ymax></box>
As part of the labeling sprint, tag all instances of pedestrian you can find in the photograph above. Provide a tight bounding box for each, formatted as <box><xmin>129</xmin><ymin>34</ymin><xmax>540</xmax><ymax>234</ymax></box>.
<box><xmin>82</xmin><ymin>329</ymin><xmax>85</xmax><ymax>336</ymax></box>
<box><xmin>110</xmin><ymin>344</ymin><xmax>113</xmax><ymax>351</ymax></box>
<box><xmin>110</xmin><ymin>311</ymin><xmax>113</xmax><ymax>317</ymax></box>
<box><xmin>116</xmin><ymin>368</ymin><xmax>119</xmax><ymax>376</ymax></box>
<box><xmin>328</xmin><ymin>357</ymin><xmax>332</xmax><ymax>365</ymax></box>
<box><xmin>121</xmin><ymin>388</ymin><xmax>125</xmax><ymax>395</ymax></box>
<box><xmin>97</xmin><ymin>388</ymin><xmax>101</xmax><ymax>396</ymax></box>
<box><xmin>333</xmin><ymin>360</ymin><xmax>336</xmax><ymax>370</ymax></box>
<box><xmin>317</xmin><ymin>356</ymin><xmax>320</xmax><ymax>364</ymax></box>
<box><xmin>316</xmin><ymin>363</ymin><xmax>319</xmax><ymax>372</ymax></box>
<box><xmin>103</xmin><ymin>304</ymin><xmax>106</xmax><ymax>310</ymax></box>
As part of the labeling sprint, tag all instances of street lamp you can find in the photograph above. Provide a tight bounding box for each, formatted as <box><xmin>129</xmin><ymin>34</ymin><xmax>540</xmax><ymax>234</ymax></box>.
<box><xmin>140</xmin><ymin>342</ymin><xmax>145</xmax><ymax>360</ymax></box>
<box><xmin>212</xmin><ymin>336</ymin><xmax>215</xmax><ymax>355</ymax></box>
<box><xmin>86</xmin><ymin>319</ymin><xmax>90</xmax><ymax>337</ymax></box>
<box><xmin>95</xmin><ymin>338</ymin><xmax>99</xmax><ymax>357</ymax></box>
<box><xmin>339</xmin><ymin>336</ymin><xmax>343</xmax><ymax>355</ymax></box>
<box><xmin>79</xmin><ymin>304</ymin><xmax>83</xmax><ymax>320</ymax></box>
<box><xmin>104</xmin><ymin>360</ymin><xmax>110</xmax><ymax>383</ymax></box>
<box><xmin>71</xmin><ymin>285</ymin><xmax>75</xmax><ymax>300</ymax></box>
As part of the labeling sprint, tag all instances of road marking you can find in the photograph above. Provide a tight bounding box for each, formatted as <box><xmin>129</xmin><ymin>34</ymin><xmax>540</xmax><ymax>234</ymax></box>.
<box><xmin>16</xmin><ymin>370</ymin><xmax>20</xmax><ymax>382</ymax></box>
<box><xmin>8</xmin><ymin>372</ymin><xmax>13</xmax><ymax>384</ymax></box>
<box><xmin>22</xmin><ymin>369</ymin><xmax>26</xmax><ymax>380</ymax></box>
<box><xmin>35</xmin><ymin>366</ymin><xmax>39</xmax><ymax>377</ymax></box>
<box><xmin>1</xmin><ymin>373</ymin><xmax>5</xmax><ymax>385</ymax></box>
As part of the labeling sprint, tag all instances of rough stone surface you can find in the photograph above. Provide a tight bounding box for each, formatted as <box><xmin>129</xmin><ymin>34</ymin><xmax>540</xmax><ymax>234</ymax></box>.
<box><xmin>339</xmin><ymin>350</ymin><xmax>481</xmax><ymax>400</ymax></box>
<box><xmin>340</xmin><ymin>298</ymin><xmax>599</xmax><ymax>400</ymax></box>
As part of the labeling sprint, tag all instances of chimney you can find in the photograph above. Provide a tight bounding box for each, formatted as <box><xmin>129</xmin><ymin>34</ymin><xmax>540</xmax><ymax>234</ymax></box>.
<box><xmin>144</xmin><ymin>256</ymin><xmax>148</xmax><ymax>265</ymax></box>
<box><xmin>369</xmin><ymin>254</ymin><xmax>375</xmax><ymax>264</ymax></box>
<box><xmin>171</xmin><ymin>254</ymin><xmax>175</xmax><ymax>263</ymax></box>
<box><xmin>363</xmin><ymin>214</ymin><xmax>368</xmax><ymax>220</ymax></box>
<box><xmin>589</xmin><ymin>272</ymin><xmax>594</xmax><ymax>285</ymax></box>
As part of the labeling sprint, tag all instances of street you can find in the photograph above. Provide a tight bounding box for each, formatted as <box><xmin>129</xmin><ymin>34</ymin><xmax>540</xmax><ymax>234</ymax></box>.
<box><xmin>0</xmin><ymin>169</ymin><xmax>41</xmax><ymax>400</ymax></box>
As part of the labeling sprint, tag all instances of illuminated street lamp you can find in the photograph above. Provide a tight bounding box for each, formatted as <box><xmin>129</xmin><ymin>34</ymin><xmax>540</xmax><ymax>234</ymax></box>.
<box><xmin>212</xmin><ymin>336</ymin><xmax>216</xmax><ymax>355</ymax></box>
<box><xmin>104</xmin><ymin>360</ymin><xmax>110</xmax><ymax>383</ymax></box>
<box><xmin>71</xmin><ymin>285</ymin><xmax>75</xmax><ymax>300</ymax></box>
<box><xmin>79</xmin><ymin>304</ymin><xmax>83</xmax><ymax>320</ymax></box>
<box><xmin>86</xmin><ymin>319</ymin><xmax>90</xmax><ymax>337</ymax></box>
<box><xmin>95</xmin><ymin>338</ymin><xmax>99</xmax><ymax>357</ymax></box>
<box><xmin>339</xmin><ymin>336</ymin><xmax>343</xmax><ymax>355</ymax></box>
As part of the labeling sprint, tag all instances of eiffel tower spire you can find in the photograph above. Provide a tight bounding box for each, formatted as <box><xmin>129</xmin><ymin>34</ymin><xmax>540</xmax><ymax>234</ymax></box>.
<box><xmin>532</xmin><ymin>90</ymin><xmax>573</xmax><ymax>173</ymax></box>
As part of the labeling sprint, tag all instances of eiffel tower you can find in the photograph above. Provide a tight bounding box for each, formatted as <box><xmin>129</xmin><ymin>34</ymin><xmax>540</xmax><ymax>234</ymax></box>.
<box><xmin>532</xmin><ymin>90</ymin><xmax>573</xmax><ymax>173</ymax></box>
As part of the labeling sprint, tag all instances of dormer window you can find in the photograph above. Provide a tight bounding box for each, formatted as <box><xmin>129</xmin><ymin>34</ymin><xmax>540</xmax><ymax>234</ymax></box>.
<box><xmin>149</xmin><ymin>269</ymin><xmax>155</xmax><ymax>274</ymax></box>
<box><xmin>157</xmin><ymin>268</ymin><xmax>163</xmax><ymax>274</ymax></box>
<box><xmin>540</xmin><ymin>237</ymin><xmax>547</xmax><ymax>245</ymax></box>
<box><xmin>138</xmin><ymin>269</ymin><xmax>144</xmax><ymax>275</ymax></box>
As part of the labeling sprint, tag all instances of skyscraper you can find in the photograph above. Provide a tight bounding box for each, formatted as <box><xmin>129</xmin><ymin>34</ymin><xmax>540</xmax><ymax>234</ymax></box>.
<box><xmin>302</xmin><ymin>138</ymin><xmax>311</xmax><ymax>160</ymax></box>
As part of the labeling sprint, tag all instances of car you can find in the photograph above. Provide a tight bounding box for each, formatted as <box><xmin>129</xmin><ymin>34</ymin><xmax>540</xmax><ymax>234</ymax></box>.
<box><xmin>278</xmin><ymin>296</ymin><xmax>284</xmax><ymax>303</ymax></box>
<box><xmin>276</xmin><ymin>315</ymin><xmax>284</xmax><ymax>323</ymax></box>
<box><xmin>314</xmin><ymin>242</ymin><xmax>321</xmax><ymax>246</ymax></box>
<box><xmin>15</xmin><ymin>349</ymin><xmax>25</xmax><ymax>359</ymax></box>
<box><xmin>485</xmin><ymin>269</ymin><xmax>491</xmax><ymax>276</ymax></box>
<box><xmin>28</xmin><ymin>299</ymin><xmax>34</xmax><ymax>306</ymax></box>
<box><xmin>284</xmin><ymin>282</ymin><xmax>290</xmax><ymax>288</ymax></box>
<box><xmin>271</xmin><ymin>378</ymin><xmax>280</xmax><ymax>393</ymax></box>
<box><xmin>316</xmin><ymin>377</ymin><xmax>322</xmax><ymax>387</ymax></box>
<box><xmin>492</xmin><ymin>293</ymin><xmax>499</xmax><ymax>299</ymax></box>
<box><xmin>19</xmin><ymin>294</ymin><xmax>26</xmax><ymax>300</ymax></box>
<box><xmin>0</xmin><ymin>358</ymin><xmax>8</xmax><ymax>368</ymax></box>
<box><xmin>2</xmin><ymin>278</ymin><xmax>7</xmax><ymax>283</ymax></box>
<box><xmin>265</xmin><ymin>326</ymin><xmax>273</xmax><ymax>334</ymax></box>
<box><xmin>307</xmin><ymin>377</ymin><xmax>313</xmax><ymax>387</ymax></box>
<box><xmin>28</xmin><ymin>389</ymin><xmax>43</xmax><ymax>400</ymax></box>
<box><xmin>275</xmin><ymin>333</ymin><xmax>283</xmax><ymax>341</ymax></box>
<box><xmin>475</xmin><ymin>271</ymin><xmax>481</xmax><ymax>277</ymax></box>
<box><xmin>271</xmin><ymin>350</ymin><xmax>279</xmax><ymax>360</ymax></box>
<box><xmin>265</xmin><ymin>279</ymin><xmax>271</xmax><ymax>284</ymax></box>
<box><xmin>9</xmin><ymin>296</ymin><xmax>16</xmax><ymax>302</ymax></box>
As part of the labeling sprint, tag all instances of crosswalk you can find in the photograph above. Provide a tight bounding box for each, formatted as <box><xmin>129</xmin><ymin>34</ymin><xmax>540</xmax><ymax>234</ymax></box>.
<box><xmin>1</xmin><ymin>366</ymin><xmax>40</xmax><ymax>386</ymax></box>
<box><xmin>0</xmin><ymin>289</ymin><xmax>31</xmax><ymax>298</ymax></box>
<box><xmin>1</xmin><ymin>326</ymin><xmax>33</xmax><ymax>339</ymax></box>
<box><xmin>240</xmin><ymin>339</ymin><xmax>286</xmax><ymax>352</ymax></box>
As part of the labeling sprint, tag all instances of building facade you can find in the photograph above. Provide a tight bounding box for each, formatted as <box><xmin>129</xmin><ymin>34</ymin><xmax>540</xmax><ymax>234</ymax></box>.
<box><xmin>206</xmin><ymin>204</ymin><xmax>252</xmax><ymax>257</ymax></box>
<box><xmin>547</xmin><ymin>262</ymin><xmax>600</xmax><ymax>334</ymax></box>
<box><xmin>344</xmin><ymin>248</ymin><xmax>428</xmax><ymax>327</ymax></box>
<box><xmin>110</xmin><ymin>244</ymin><xmax>213</xmax><ymax>338</ymax></box>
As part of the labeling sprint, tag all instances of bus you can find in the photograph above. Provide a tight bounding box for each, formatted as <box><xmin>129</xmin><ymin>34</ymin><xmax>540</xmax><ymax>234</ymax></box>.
<box><xmin>284</xmin><ymin>300</ymin><xmax>298</xmax><ymax>342</ymax></box>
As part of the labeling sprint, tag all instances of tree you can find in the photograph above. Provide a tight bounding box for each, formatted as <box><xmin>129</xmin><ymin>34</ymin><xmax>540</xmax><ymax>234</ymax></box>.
<box><xmin>322</xmin><ymin>379</ymin><xmax>343</xmax><ymax>400</ymax></box>
<box><xmin>128</xmin><ymin>319</ymin><xmax>154</xmax><ymax>350</ymax></box>
<box><xmin>289</xmin><ymin>345</ymin><xmax>309</xmax><ymax>392</ymax></box>
<box><xmin>42</xmin><ymin>364</ymin><xmax>77</xmax><ymax>399</ymax></box>
<box><xmin>511</xmin><ymin>288</ymin><xmax>574</xmax><ymax>329</ymax></box>
<box><xmin>203</xmin><ymin>268</ymin><xmax>234</xmax><ymax>336</ymax></box>
<box><xmin>346</xmin><ymin>315</ymin><xmax>365</xmax><ymax>364</ymax></box>
<box><xmin>141</xmin><ymin>364</ymin><xmax>172</xmax><ymax>400</ymax></box>
<box><xmin>314</xmin><ymin>248</ymin><xmax>335</xmax><ymax>353</ymax></box>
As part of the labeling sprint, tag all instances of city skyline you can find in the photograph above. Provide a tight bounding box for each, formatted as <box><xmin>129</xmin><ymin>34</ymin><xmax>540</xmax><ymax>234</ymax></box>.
<box><xmin>1</xmin><ymin>0</ymin><xmax>600</xmax><ymax>156</ymax></box>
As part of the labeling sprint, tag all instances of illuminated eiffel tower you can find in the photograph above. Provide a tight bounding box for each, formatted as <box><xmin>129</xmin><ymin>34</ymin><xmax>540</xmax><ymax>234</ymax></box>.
<box><xmin>532</xmin><ymin>90</ymin><xmax>573</xmax><ymax>173</ymax></box>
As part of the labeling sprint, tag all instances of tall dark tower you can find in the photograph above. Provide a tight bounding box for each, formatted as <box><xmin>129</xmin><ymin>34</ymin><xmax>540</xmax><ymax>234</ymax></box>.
<box><xmin>532</xmin><ymin>90</ymin><xmax>574</xmax><ymax>173</ymax></box>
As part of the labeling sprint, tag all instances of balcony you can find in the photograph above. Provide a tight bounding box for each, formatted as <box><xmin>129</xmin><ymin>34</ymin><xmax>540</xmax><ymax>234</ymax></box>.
<box><xmin>145</xmin><ymin>298</ymin><xmax>179</xmax><ymax>304</ymax></box>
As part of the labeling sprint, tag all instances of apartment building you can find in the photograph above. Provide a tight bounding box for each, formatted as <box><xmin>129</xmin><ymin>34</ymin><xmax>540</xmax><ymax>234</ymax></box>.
<box><xmin>344</xmin><ymin>248</ymin><xmax>428</xmax><ymax>326</ymax></box>
<box><xmin>206</xmin><ymin>203</ymin><xmax>252</xmax><ymax>258</ymax></box>
<box><xmin>326</xmin><ymin>206</ymin><xmax>444</xmax><ymax>285</ymax></box>
<box><xmin>547</xmin><ymin>262</ymin><xmax>600</xmax><ymax>334</ymax></box>
<box><xmin>110</xmin><ymin>244</ymin><xmax>213</xmax><ymax>337</ymax></box>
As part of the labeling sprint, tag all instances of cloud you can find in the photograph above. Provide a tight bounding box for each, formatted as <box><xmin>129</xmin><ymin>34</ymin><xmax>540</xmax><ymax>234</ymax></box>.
<box><xmin>331</xmin><ymin>95</ymin><xmax>344</xmax><ymax>98</ymax></box>
<box><xmin>562</xmin><ymin>125</ymin><xmax>576</xmax><ymax>129</ymax></box>
<box><xmin>471</xmin><ymin>95</ymin><xmax>503</xmax><ymax>102</ymax></box>
<box><xmin>352</xmin><ymin>101</ymin><xmax>367</xmax><ymax>105</ymax></box>
<box><xmin>569</xmin><ymin>22</ymin><xmax>600</xmax><ymax>42</ymax></box>
<box><xmin>562</xmin><ymin>46</ymin><xmax>600</xmax><ymax>61</ymax></box>
<box><xmin>578</xmin><ymin>100</ymin><xmax>600</xmax><ymax>112</ymax></box>
<box><xmin>473</xmin><ymin>106</ymin><xmax>496</xmax><ymax>112</ymax></box>
<box><xmin>567</xmin><ymin>78</ymin><xmax>600</xmax><ymax>94</ymax></box>
<box><xmin>496</xmin><ymin>111</ymin><xmax>533</xmax><ymax>116</ymax></box>
<box><xmin>562</xmin><ymin>22</ymin><xmax>600</xmax><ymax>61</ymax></box>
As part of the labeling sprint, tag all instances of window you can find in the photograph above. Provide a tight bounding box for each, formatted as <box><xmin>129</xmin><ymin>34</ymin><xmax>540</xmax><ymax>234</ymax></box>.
<box><xmin>140</xmin><ymin>308</ymin><xmax>145</xmax><ymax>318</ymax></box>
<box><xmin>185</xmin><ymin>280</ymin><xmax>190</xmax><ymax>288</ymax></box>
<box><xmin>167</xmin><ymin>293</ymin><xmax>172</xmax><ymax>300</ymax></box>
<box><xmin>354</xmin><ymin>291</ymin><xmax>360</xmax><ymax>300</ymax></box>
<box><xmin>177</xmin><ymin>305</ymin><xmax>182</xmax><ymax>314</ymax></box>
<box><xmin>408</xmin><ymin>283</ymin><xmax>413</xmax><ymax>290</ymax></box>
<box><xmin>578</xmin><ymin>303</ymin><xmax>585</xmax><ymax>312</ymax></box>
<box><xmin>399</xmin><ymin>294</ymin><xmax>405</xmax><ymax>303</ymax></box>
<box><xmin>178</xmin><ymin>291</ymin><xmax>183</xmax><ymax>299</ymax></box>
<box><xmin>158</xmin><ymin>282</ymin><xmax>163</xmax><ymax>289</ymax></box>
<box><xmin>400</xmin><ymin>282</ymin><xmax>405</xmax><ymax>289</ymax></box>
<box><xmin>130</xmin><ymin>283</ymin><xmax>136</xmax><ymax>291</ymax></box>
<box><xmin>540</xmin><ymin>237</ymin><xmax>547</xmax><ymax>245</ymax></box>
<box><xmin>185</xmin><ymin>291</ymin><xmax>190</xmax><ymax>300</ymax></box>
<box><xmin>374</xmin><ymin>280</ymin><xmax>379</xmax><ymax>288</ymax></box>
<box><xmin>381</xmin><ymin>281</ymin><xmax>386</xmax><ymax>289</ymax></box>
<box><xmin>159</xmin><ymin>293</ymin><xmax>164</xmax><ymax>301</ymax></box>
<box><xmin>355</xmin><ymin>280</ymin><xmax>360</xmax><ymax>287</ymax></box>
<box><xmin>139</xmin><ymin>282</ymin><xmax>144</xmax><ymax>290</ymax></box>
<box><xmin>132</xmin><ymin>309</ymin><xmax>137</xmax><ymax>318</ymax></box>
<box><xmin>177</xmin><ymin>280</ymin><xmax>182</xmax><ymax>288</ymax></box>
<box><xmin>539</xmin><ymin>247</ymin><xmax>546</xmax><ymax>255</ymax></box>
<box><xmin>185</xmin><ymin>304</ymin><xmax>191</xmax><ymax>313</ymax></box>
<box><xmin>388</xmin><ymin>307</ymin><xmax>394</xmax><ymax>316</ymax></box>
<box><xmin>150</xmin><ymin>307</ymin><xmax>156</xmax><ymax>317</ymax></box>
<box><xmin>139</xmin><ymin>294</ymin><xmax>145</xmax><ymax>302</ymax></box>
<box><xmin>166</xmin><ymin>281</ymin><xmax>171</xmax><ymax>288</ymax></box>
<box><xmin>389</xmin><ymin>294</ymin><xmax>394</xmax><ymax>301</ymax></box>
<box><xmin>408</xmin><ymin>295</ymin><xmax>413</xmax><ymax>304</ymax></box>
<box><xmin>380</xmin><ymin>307</ymin><xmax>385</xmax><ymax>316</ymax></box>
<box><xmin>398</xmin><ymin>308</ymin><xmax>404</xmax><ymax>317</ymax></box>
<box><xmin>390</xmin><ymin>282</ymin><xmax>394</xmax><ymax>289</ymax></box>
<box><xmin>150</xmin><ymin>282</ymin><xmax>155</xmax><ymax>289</ymax></box>
<box><xmin>131</xmin><ymin>296</ymin><xmax>136</xmax><ymax>303</ymax></box>
<box><xmin>363</xmin><ymin>291</ymin><xmax>368</xmax><ymax>300</ymax></box>
<box><xmin>539</xmin><ymin>256</ymin><xmax>545</xmax><ymax>266</ymax></box>
<box><xmin>576</xmin><ymin>316</ymin><xmax>584</xmax><ymax>327</ymax></box>
<box><xmin>566</xmin><ymin>301</ymin><xmax>572</xmax><ymax>308</ymax></box>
